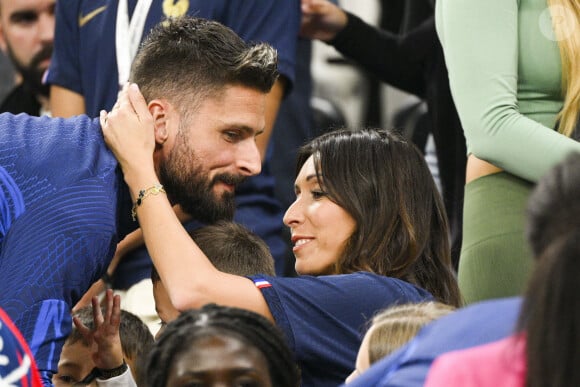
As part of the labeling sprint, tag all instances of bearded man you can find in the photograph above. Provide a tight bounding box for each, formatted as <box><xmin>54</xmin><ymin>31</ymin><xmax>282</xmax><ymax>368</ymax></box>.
<box><xmin>0</xmin><ymin>0</ymin><xmax>53</xmax><ymax>115</ymax></box>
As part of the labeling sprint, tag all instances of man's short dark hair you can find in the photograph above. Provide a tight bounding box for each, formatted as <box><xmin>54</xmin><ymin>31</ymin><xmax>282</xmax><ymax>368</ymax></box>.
<box><xmin>130</xmin><ymin>16</ymin><xmax>279</xmax><ymax>117</ymax></box>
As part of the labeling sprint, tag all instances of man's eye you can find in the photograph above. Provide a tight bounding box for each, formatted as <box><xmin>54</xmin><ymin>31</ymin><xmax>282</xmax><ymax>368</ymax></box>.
<box><xmin>56</xmin><ymin>374</ymin><xmax>76</xmax><ymax>384</ymax></box>
<box><xmin>224</xmin><ymin>131</ymin><xmax>241</xmax><ymax>141</ymax></box>
<box><xmin>11</xmin><ymin>11</ymin><xmax>38</xmax><ymax>24</ymax></box>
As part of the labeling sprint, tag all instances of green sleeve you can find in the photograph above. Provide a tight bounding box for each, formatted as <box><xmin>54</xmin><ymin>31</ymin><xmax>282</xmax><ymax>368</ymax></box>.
<box><xmin>435</xmin><ymin>0</ymin><xmax>580</xmax><ymax>183</ymax></box>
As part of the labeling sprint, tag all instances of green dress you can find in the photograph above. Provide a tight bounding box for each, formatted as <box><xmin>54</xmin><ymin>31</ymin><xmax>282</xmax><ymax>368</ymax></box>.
<box><xmin>436</xmin><ymin>0</ymin><xmax>580</xmax><ymax>303</ymax></box>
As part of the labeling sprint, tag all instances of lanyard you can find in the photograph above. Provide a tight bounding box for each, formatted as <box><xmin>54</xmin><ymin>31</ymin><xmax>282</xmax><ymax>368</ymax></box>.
<box><xmin>115</xmin><ymin>0</ymin><xmax>153</xmax><ymax>87</ymax></box>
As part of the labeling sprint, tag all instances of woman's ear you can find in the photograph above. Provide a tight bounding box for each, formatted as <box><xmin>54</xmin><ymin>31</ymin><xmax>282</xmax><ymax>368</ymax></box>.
<box><xmin>148</xmin><ymin>100</ymin><xmax>169</xmax><ymax>145</ymax></box>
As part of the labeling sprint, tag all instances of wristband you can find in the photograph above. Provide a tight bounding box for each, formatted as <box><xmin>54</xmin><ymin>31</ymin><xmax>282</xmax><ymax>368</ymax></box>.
<box><xmin>97</xmin><ymin>360</ymin><xmax>128</xmax><ymax>380</ymax></box>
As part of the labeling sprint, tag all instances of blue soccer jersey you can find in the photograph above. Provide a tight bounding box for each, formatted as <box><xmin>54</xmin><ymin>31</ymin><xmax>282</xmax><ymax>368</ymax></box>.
<box><xmin>250</xmin><ymin>272</ymin><xmax>434</xmax><ymax>387</ymax></box>
<box><xmin>0</xmin><ymin>113</ymin><xmax>134</xmax><ymax>384</ymax></box>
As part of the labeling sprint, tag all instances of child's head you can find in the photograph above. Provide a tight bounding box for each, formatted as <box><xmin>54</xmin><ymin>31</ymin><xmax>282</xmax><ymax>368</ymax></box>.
<box><xmin>346</xmin><ymin>301</ymin><xmax>455</xmax><ymax>383</ymax></box>
<box><xmin>152</xmin><ymin>221</ymin><xmax>275</xmax><ymax>336</ymax></box>
<box><xmin>142</xmin><ymin>304</ymin><xmax>299</xmax><ymax>387</ymax></box>
<box><xmin>53</xmin><ymin>306</ymin><xmax>154</xmax><ymax>386</ymax></box>
<box><xmin>187</xmin><ymin>221</ymin><xmax>275</xmax><ymax>277</ymax></box>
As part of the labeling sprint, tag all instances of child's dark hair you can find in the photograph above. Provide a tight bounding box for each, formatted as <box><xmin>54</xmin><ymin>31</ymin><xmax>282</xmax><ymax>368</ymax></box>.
<box><xmin>517</xmin><ymin>231</ymin><xmax>580</xmax><ymax>387</ymax></box>
<box><xmin>69</xmin><ymin>306</ymin><xmax>154</xmax><ymax>385</ymax></box>
<box><xmin>152</xmin><ymin>221</ymin><xmax>275</xmax><ymax>284</ymax></box>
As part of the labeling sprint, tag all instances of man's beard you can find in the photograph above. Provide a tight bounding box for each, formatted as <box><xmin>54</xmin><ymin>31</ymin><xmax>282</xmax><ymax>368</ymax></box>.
<box><xmin>159</xmin><ymin>132</ymin><xmax>245</xmax><ymax>224</ymax></box>
<box><xmin>7</xmin><ymin>43</ymin><xmax>52</xmax><ymax>98</ymax></box>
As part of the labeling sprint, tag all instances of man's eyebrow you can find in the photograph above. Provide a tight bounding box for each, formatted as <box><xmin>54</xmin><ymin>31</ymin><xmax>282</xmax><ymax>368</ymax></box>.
<box><xmin>234</xmin><ymin>125</ymin><xmax>263</xmax><ymax>137</ymax></box>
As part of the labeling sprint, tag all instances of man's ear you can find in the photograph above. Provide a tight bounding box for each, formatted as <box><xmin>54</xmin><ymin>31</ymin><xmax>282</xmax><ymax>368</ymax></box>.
<box><xmin>148</xmin><ymin>100</ymin><xmax>170</xmax><ymax>145</ymax></box>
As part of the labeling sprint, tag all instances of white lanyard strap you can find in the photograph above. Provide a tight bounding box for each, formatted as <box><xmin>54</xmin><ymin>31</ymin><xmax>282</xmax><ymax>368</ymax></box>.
<box><xmin>115</xmin><ymin>0</ymin><xmax>153</xmax><ymax>87</ymax></box>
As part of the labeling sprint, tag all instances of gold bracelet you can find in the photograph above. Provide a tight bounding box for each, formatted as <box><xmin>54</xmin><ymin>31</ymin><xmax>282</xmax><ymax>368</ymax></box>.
<box><xmin>131</xmin><ymin>184</ymin><xmax>166</xmax><ymax>221</ymax></box>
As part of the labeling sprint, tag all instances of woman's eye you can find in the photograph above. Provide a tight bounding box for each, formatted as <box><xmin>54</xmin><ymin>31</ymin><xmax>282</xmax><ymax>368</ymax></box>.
<box><xmin>311</xmin><ymin>190</ymin><xmax>327</xmax><ymax>199</ymax></box>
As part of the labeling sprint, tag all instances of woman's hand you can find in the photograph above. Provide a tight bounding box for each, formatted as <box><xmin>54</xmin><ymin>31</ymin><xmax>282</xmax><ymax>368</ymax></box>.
<box><xmin>73</xmin><ymin>290</ymin><xmax>125</xmax><ymax>370</ymax></box>
<box><xmin>101</xmin><ymin>83</ymin><xmax>156</xmax><ymax>188</ymax></box>
<box><xmin>300</xmin><ymin>0</ymin><xmax>348</xmax><ymax>41</ymax></box>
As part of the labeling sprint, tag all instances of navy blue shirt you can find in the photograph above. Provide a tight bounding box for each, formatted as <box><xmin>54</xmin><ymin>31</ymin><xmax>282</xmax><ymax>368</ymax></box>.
<box><xmin>250</xmin><ymin>272</ymin><xmax>434</xmax><ymax>387</ymax></box>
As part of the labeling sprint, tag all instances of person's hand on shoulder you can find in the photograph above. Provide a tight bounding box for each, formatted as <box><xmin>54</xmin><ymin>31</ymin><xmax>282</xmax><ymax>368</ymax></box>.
<box><xmin>300</xmin><ymin>0</ymin><xmax>348</xmax><ymax>41</ymax></box>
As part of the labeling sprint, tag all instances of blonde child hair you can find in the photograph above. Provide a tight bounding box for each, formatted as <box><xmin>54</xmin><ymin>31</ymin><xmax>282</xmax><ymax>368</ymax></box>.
<box><xmin>366</xmin><ymin>302</ymin><xmax>456</xmax><ymax>364</ymax></box>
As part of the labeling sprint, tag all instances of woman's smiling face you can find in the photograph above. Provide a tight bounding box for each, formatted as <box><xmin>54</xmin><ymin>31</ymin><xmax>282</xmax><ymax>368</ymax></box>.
<box><xmin>283</xmin><ymin>155</ymin><xmax>356</xmax><ymax>275</ymax></box>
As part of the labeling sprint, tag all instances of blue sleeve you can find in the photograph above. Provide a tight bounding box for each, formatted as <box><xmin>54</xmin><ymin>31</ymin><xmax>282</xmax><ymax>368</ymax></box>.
<box><xmin>250</xmin><ymin>273</ymin><xmax>432</xmax><ymax>387</ymax></box>
<box><xmin>0</xmin><ymin>114</ymin><xmax>122</xmax><ymax>384</ymax></box>
<box><xmin>46</xmin><ymin>0</ymin><xmax>82</xmax><ymax>94</ymax></box>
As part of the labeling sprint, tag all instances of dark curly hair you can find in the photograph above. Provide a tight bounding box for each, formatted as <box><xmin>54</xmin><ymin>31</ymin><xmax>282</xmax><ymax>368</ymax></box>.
<box><xmin>140</xmin><ymin>304</ymin><xmax>300</xmax><ymax>387</ymax></box>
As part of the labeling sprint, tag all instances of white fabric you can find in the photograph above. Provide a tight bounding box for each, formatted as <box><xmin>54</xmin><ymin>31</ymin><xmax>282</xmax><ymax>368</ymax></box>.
<box><xmin>97</xmin><ymin>366</ymin><xmax>137</xmax><ymax>387</ymax></box>
<box><xmin>115</xmin><ymin>0</ymin><xmax>153</xmax><ymax>87</ymax></box>
<box><xmin>115</xmin><ymin>278</ymin><xmax>161</xmax><ymax>336</ymax></box>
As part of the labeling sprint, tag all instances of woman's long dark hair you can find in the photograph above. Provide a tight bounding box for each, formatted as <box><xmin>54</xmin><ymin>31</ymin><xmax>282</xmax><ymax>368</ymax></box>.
<box><xmin>296</xmin><ymin>129</ymin><xmax>460</xmax><ymax>306</ymax></box>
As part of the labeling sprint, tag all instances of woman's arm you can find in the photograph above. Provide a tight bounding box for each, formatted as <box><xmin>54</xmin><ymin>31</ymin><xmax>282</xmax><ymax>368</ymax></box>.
<box><xmin>101</xmin><ymin>84</ymin><xmax>273</xmax><ymax>320</ymax></box>
<box><xmin>436</xmin><ymin>0</ymin><xmax>580</xmax><ymax>182</ymax></box>
<box><xmin>329</xmin><ymin>12</ymin><xmax>433</xmax><ymax>97</ymax></box>
<box><xmin>301</xmin><ymin>0</ymin><xmax>433</xmax><ymax>96</ymax></box>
